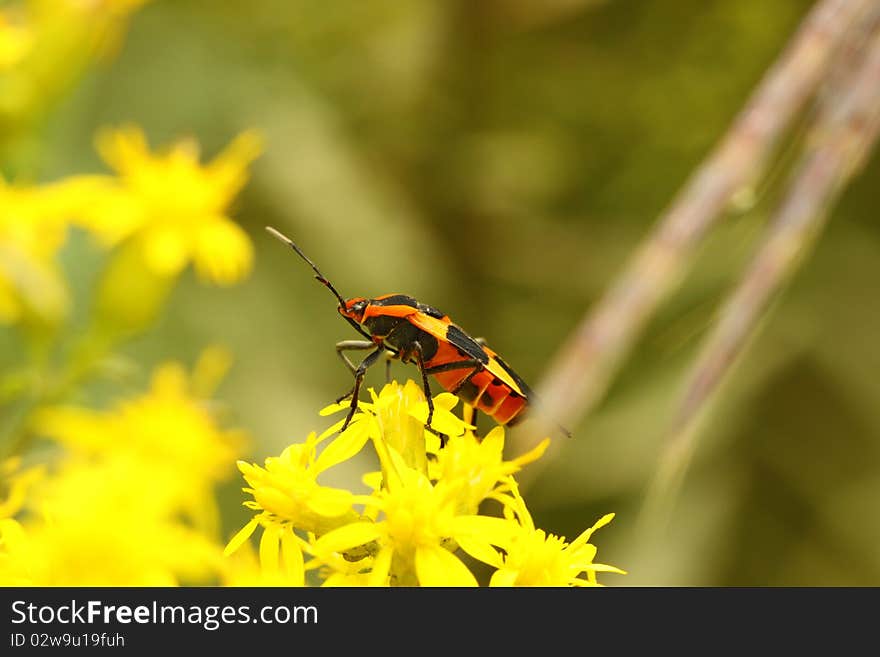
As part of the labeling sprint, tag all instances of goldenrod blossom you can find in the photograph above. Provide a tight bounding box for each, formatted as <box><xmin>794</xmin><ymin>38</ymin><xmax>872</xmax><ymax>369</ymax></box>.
<box><xmin>485</xmin><ymin>486</ymin><xmax>626</xmax><ymax>587</ymax></box>
<box><xmin>230</xmin><ymin>431</ymin><xmax>363</xmax><ymax>539</ymax></box>
<box><xmin>72</xmin><ymin>125</ymin><xmax>261</xmax><ymax>285</ymax></box>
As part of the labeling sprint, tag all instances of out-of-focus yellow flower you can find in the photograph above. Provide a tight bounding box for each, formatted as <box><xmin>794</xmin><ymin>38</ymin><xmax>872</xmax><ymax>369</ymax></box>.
<box><xmin>73</xmin><ymin>126</ymin><xmax>261</xmax><ymax>285</ymax></box>
<box><xmin>230</xmin><ymin>380</ymin><xmax>624</xmax><ymax>587</ymax></box>
<box><xmin>35</xmin><ymin>351</ymin><xmax>246</xmax><ymax>529</ymax></box>
<box><xmin>0</xmin><ymin>178</ymin><xmax>72</xmax><ymax>325</ymax></box>
<box><xmin>0</xmin><ymin>457</ymin><xmax>222</xmax><ymax>586</ymax></box>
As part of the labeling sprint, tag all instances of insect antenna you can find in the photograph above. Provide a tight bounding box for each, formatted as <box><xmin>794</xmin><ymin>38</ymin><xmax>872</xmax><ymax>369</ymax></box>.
<box><xmin>266</xmin><ymin>226</ymin><xmax>349</xmax><ymax>308</ymax></box>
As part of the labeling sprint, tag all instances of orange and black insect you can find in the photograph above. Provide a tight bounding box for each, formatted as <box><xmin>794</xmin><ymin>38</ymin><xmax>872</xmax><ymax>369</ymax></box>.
<box><xmin>267</xmin><ymin>226</ymin><xmax>545</xmax><ymax>440</ymax></box>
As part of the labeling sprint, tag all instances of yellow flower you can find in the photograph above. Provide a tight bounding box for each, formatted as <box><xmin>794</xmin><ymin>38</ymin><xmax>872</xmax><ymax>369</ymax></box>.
<box><xmin>230</xmin><ymin>431</ymin><xmax>363</xmax><ymax>539</ymax></box>
<box><xmin>35</xmin><ymin>351</ymin><xmax>245</xmax><ymax>529</ymax></box>
<box><xmin>223</xmin><ymin>424</ymin><xmax>375</xmax><ymax>576</ymax></box>
<box><xmin>482</xmin><ymin>487</ymin><xmax>625</xmax><ymax>587</ymax></box>
<box><xmin>73</xmin><ymin>125</ymin><xmax>262</xmax><ymax>285</ymax></box>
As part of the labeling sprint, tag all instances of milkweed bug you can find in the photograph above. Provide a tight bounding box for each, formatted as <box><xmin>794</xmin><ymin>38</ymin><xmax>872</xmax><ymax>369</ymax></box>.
<box><xmin>267</xmin><ymin>226</ymin><xmax>564</xmax><ymax>441</ymax></box>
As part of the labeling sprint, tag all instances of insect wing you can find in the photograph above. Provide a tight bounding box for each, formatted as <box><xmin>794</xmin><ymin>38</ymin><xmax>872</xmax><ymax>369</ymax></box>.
<box><xmin>407</xmin><ymin>312</ymin><xmax>529</xmax><ymax>398</ymax></box>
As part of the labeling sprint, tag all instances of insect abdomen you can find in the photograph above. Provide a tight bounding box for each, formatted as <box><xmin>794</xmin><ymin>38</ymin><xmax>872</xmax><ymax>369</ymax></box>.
<box><xmin>456</xmin><ymin>368</ymin><xmax>528</xmax><ymax>427</ymax></box>
<box><xmin>428</xmin><ymin>340</ymin><xmax>529</xmax><ymax>427</ymax></box>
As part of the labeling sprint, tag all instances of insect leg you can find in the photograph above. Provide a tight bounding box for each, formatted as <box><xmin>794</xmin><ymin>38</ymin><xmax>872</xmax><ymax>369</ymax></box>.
<box><xmin>411</xmin><ymin>341</ymin><xmax>452</xmax><ymax>447</ymax></box>
<box><xmin>424</xmin><ymin>360</ymin><xmax>485</xmax><ymax>434</ymax></box>
<box><xmin>423</xmin><ymin>359</ymin><xmax>482</xmax><ymax>375</ymax></box>
<box><xmin>335</xmin><ymin>340</ymin><xmax>376</xmax><ymax>375</ymax></box>
<box><xmin>340</xmin><ymin>347</ymin><xmax>385</xmax><ymax>431</ymax></box>
<box><xmin>450</xmin><ymin>367</ymin><xmax>483</xmax><ymax>396</ymax></box>
<box><xmin>410</xmin><ymin>342</ymin><xmax>434</xmax><ymax>424</ymax></box>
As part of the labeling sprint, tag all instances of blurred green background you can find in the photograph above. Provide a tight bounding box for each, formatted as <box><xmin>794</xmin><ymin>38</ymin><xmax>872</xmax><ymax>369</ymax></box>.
<box><xmin>16</xmin><ymin>0</ymin><xmax>880</xmax><ymax>585</ymax></box>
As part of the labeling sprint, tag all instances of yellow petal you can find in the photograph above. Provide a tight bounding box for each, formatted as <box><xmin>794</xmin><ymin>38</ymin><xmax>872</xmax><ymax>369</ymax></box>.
<box><xmin>569</xmin><ymin>512</ymin><xmax>615</xmax><ymax>549</ymax></box>
<box><xmin>583</xmin><ymin>563</ymin><xmax>627</xmax><ymax>575</ymax></box>
<box><xmin>362</xmin><ymin>471</ymin><xmax>383</xmax><ymax>491</ymax></box>
<box><xmin>306</xmin><ymin>486</ymin><xmax>354</xmax><ymax>518</ymax></box>
<box><xmin>96</xmin><ymin>125</ymin><xmax>149</xmax><ymax>175</ymax></box>
<box><xmin>415</xmin><ymin>545</ymin><xmax>477</xmax><ymax>587</ymax></box>
<box><xmin>142</xmin><ymin>226</ymin><xmax>190</xmax><ymax>276</ymax></box>
<box><xmin>319</xmin><ymin>402</ymin><xmax>350</xmax><ymax>417</ymax></box>
<box><xmin>451</xmin><ymin>515</ymin><xmax>519</xmax><ymax>549</ymax></box>
<box><xmin>489</xmin><ymin>568</ymin><xmax>520</xmax><ymax>587</ymax></box>
<box><xmin>408</xmin><ymin>403</ymin><xmax>470</xmax><ymax>436</ymax></box>
<box><xmin>512</xmin><ymin>437</ymin><xmax>551</xmax><ymax>468</ymax></box>
<box><xmin>481</xmin><ymin>425</ymin><xmax>506</xmax><ymax>454</ymax></box>
<box><xmin>194</xmin><ymin>219</ymin><xmax>253</xmax><ymax>285</ymax></box>
<box><xmin>259</xmin><ymin>524</ymin><xmax>281</xmax><ymax>573</ymax></box>
<box><xmin>224</xmin><ymin>517</ymin><xmax>259</xmax><ymax>557</ymax></box>
<box><xmin>281</xmin><ymin>528</ymin><xmax>306</xmax><ymax>585</ymax></box>
<box><xmin>207</xmin><ymin>129</ymin><xmax>263</xmax><ymax>200</ymax></box>
<box><xmin>433</xmin><ymin>393</ymin><xmax>460</xmax><ymax>412</ymax></box>
<box><xmin>314</xmin><ymin>521</ymin><xmax>383</xmax><ymax>554</ymax></box>
<box><xmin>368</xmin><ymin>546</ymin><xmax>393</xmax><ymax>586</ymax></box>
<box><xmin>455</xmin><ymin>536</ymin><xmax>503</xmax><ymax>570</ymax></box>
<box><xmin>313</xmin><ymin>419</ymin><xmax>371</xmax><ymax>474</ymax></box>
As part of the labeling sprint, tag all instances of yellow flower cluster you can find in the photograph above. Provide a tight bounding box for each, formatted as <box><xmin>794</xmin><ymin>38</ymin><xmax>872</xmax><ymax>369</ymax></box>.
<box><xmin>0</xmin><ymin>354</ymin><xmax>244</xmax><ymax>585</ymax></box>
<box><xmin>226</xmin><ymin>380</ymin><xmax>624</xmax><ymax>587</ymax></box>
